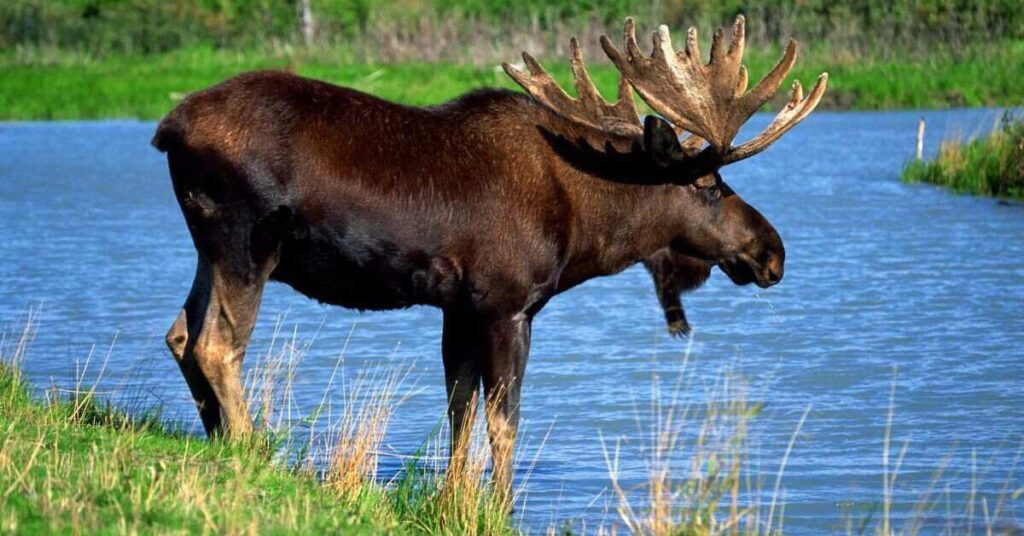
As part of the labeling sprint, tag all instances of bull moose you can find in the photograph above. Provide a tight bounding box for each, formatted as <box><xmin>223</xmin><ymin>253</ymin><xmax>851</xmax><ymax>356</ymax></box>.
<box><xmin>153</xmin><ymin>16</ymin><xmax>826</xmax><ymax>501</ymax></box>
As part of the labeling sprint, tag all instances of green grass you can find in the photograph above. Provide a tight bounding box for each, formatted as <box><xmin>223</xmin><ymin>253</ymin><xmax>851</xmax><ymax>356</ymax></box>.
<box><xmin>1</xmin><ymin>41</ymin><xmax>1022</xmax><ymax>121</ymax></box>
<box><xmin>0</xmin><ymin>364</ymin><xmax>382</xmax><ymax>533</ymax></box>
<box><xmin>902</xmin><ymin>114</ymin><xmax>1024</xmax><ymax>200</ymax></box>
<box><xmin>0</xmin><ymin>326</ymin><xmax>515</xmax><ymax>535</ymax></box>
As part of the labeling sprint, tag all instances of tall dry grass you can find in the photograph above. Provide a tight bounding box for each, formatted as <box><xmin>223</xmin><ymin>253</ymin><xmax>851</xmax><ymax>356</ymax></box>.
<box><xmin>595</xmin><ymin>344</ymin><xmax>807</xmax><ymax>536</ymax></box>
<box><xmin>588</xmin><ymin>350</ymin><xmax>1022</xmax><ymax>535</ymax></box>
<box><xmin>0</xmin><ymin>313</ymin><xmax>520</xmax><ymax>534</ymax></box>
<box><xmin>244</xmin><ymin>319</ymin><xmax>530</xmax><ymax>534</ymax></box>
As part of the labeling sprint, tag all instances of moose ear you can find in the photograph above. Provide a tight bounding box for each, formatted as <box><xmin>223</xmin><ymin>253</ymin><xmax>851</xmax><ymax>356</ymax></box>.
<box><xmin>643</xmin><ymin>116</ymin><xmax>685</xmax><ymax>168</ymax></box>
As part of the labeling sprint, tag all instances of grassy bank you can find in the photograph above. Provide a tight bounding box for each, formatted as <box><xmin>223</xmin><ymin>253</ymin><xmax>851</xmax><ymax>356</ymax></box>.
<box><xmin>0</xmin><ymin>368</ymin><xmax>375</xmax><ymax>533</ymax></box>
<box><xmin>0</xmin><ymin>326</ymin><xmax>513</xmax><ymax>535</ymax></box>
<box><xmin>0</xmin><ymin>315</ymin><xmax>785</xmax><ymax>535</ymax></box>
<box><xmin>902</xmin><ymin>114</ymin><xmax>1024</xmax><ymax>200</ymax></box>
<box><xmin>3</xmin><ymin>0</ymin><xmax>1022</xmax><ymax>119</ymax></box>
<box><xmin>2</xmin><ymin>40</ymin><xmax>1022</xmax><ymax>121</ymax></box>
<box><xmin>2</xmin><ymin>317</ymin><xmax>1021</xmax><ymax>534</ymax></box>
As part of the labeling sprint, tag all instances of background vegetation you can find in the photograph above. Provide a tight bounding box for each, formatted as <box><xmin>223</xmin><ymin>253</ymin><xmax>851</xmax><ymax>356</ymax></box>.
<box><xmin>4</xmin><ymin>0</ymin><xmax>1023</xmax><ymax>59</ymax></box>
<box><xmin>903</xmin><ymin>114</ymin><xmax>1024</xmax><ymax>199</ymax></box>
<box><xmin>1</xmin><ymin>0</ymin><xmax>1023</xmax><ymax>119</ymax></box>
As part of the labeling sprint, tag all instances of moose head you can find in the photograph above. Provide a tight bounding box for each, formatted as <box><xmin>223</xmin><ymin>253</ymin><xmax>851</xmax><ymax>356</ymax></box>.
<box><xmin>506</xmin><ymin>16</ymin><xmax>827</xmax><ymax>289</ymax></box>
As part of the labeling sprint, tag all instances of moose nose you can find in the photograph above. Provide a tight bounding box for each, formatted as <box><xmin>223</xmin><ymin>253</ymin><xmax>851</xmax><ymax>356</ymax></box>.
<box><xmin>764</xmin><ymin>255</ymin><xmax>784</xmax><ymax>285</ymax></box>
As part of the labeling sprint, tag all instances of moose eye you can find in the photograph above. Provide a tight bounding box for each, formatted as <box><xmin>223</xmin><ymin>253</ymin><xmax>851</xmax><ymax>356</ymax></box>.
<box><xmin>692</xmin><ymin>176</ymin><xmax>720</xmax><ymax>202</ymax></box>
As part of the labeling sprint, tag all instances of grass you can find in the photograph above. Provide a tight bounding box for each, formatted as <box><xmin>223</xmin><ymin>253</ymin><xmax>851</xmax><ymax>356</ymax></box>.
<box><xmin>902</xmin><ymin>113</ymin><xmax>1024</xmax><ymax>200</ymax></box>
<box><xmin>0</xmin><ymin>318</ymin><xmax>516</xmax><ymax>535</ymax></box>
<box><xmin>601</xmin><ymin>370</ymin><xmax>787</xmax><ymax>534</ymax></box>
<box><xmin>1</xmin><ymin>39</ymin><xmax>1022</xmax><ymax>121</ymax></box>
<box><xmin>0</xmin><ymin>353</ymin><xmax>381</xmax><ymax>533</ymax></box>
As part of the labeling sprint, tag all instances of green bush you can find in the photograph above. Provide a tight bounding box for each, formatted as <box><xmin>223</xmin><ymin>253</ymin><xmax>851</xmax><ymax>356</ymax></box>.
<box><xmin>3</xmin><ymin>0</ymin><xmax>1022</xmax><ymax>58</ymax></box>
<box><xmin>902</xmin><ymin>113</ymin><xmax>1024</xmax><ymax>199</ymax></box>
<box><xmin>0</xmin><ymin>0</ymin><xmax>300</xmax><ymax>55</ymax></box>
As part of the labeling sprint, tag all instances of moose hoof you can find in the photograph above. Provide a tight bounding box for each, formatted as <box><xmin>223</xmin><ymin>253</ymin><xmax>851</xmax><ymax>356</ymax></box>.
<box><xmin>667</xmin><ymin>320</ymin><xmax>691</xmax><ymax>338</ymax></box>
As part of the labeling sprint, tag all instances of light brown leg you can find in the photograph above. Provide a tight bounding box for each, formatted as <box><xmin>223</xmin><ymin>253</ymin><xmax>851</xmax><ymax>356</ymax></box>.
<box><xmin>167</xmin><ymin>307</ymin><xmax>222</xmax><ymax>434</ymax></box>
<box><xmin>481</xmin><ymin>317</ymin><xmax>531</xmax><ymax>509</ymax></box>
<box><xmin>484</xmin><ymin>397</ymin><xmax>516</xmax><ymax>509</ymax></box>
<box><xmin>169</xmin><ymin>257</ymin><xmax>267</xmax><ymax>438</ymax></box>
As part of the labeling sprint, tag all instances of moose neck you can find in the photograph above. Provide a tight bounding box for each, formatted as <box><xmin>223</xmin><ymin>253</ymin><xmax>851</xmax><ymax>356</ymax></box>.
<box><xmin>538</xmin><ymin>118</ymin><xmax>697</xmax><ymax>289</ymax></box>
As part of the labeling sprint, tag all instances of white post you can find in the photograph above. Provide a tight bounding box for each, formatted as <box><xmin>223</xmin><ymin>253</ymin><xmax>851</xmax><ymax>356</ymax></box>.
<box><xmin>916</xmin><ymin>118</ymin><xmax>925</xmax><ymax>160</ymax></box>
<box><xmin>301</xmin><ymin>0</ymin><xmax>315</xmax><ymax>46</ymax></box>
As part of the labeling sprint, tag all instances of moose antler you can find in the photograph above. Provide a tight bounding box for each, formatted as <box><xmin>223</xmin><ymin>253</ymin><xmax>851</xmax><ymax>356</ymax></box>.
<box><xmin>502</xmin><ymin>38</ymin><xmax>643</xmax><ymax>138</ymax></box>
<box><xmin>600</xmin><ymin>16</ymin><xmax>828</xmax><ymax>165</ymax></box>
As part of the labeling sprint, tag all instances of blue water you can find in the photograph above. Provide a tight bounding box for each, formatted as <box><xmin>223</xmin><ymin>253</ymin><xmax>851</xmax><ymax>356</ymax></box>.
<box><xmin>1</xmin><ymin>109</ymin><xmax>1022</xmax><ymax>533</ymax></box>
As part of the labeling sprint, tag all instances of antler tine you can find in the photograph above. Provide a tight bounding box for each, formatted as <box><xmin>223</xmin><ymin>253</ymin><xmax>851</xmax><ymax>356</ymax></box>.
<box><xmin>740</xmin><ymin>39</ymin><xmax>798</xmax><ymax>119</ymax></box>
<box><xmin>709</xmin><ymin>27</ymin><xmax>727</xmax><ymax>65</ymax></box>
<box><xmin>624</xmin><ymin>18</ymin><xmax>643</xmax><ymax>60</ymax></box>
<box><xmin>602</xmin><ymin>19</ymin><xmax>738</xmax><ymax>150</ymax></box>
<box><xmin>727</xmin><ymin>15</ymin><xmax>745</xmax><ymax>61</ymax></box>
<box><xmin>685</xmin><ymin>27</ymin><xmax>701</xmax><ymax>62</ymax></box>
<box><xmin>568</xmin><ymin>37</ymin><xmax>600</xmax><ymax>103</ymax></box>
<box><xmin>735</xmin><ymin>66</ymin><xmax>749</xmax><ymax>97</ymax></box>
<box><xmin>724</xmin><ymin>73</ymin><xmax>829</xmax><ymax>164</ymax></box>
<box><xmin>503</xmin><ymin>37</ymin><xmax>642</xmax><ymax>138</ymax></box>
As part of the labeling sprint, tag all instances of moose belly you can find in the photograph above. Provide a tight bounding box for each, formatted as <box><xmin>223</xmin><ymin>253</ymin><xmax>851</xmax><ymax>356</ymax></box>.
<box><xmin>270</xmin><ymin>223</ymin><xmax>461</xmax><ymax>311</ymax></box>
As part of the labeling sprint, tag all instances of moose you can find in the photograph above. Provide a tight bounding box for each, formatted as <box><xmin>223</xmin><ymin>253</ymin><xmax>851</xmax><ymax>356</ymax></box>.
<box><xmin>153</xmin><ymin>16</ymin><xmax>826</xmax><ymax>501</ymax></box>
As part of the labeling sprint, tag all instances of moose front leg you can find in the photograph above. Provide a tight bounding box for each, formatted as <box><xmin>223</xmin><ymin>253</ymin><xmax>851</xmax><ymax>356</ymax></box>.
<box><xmin>644</xmin><ymin>252</ymin><xmax>690</xmax><ymax>337</ymax></box>
<box><xmin>644</xmin><ymin>250</ymin><xmax>712</xmax><ymax>338</ymax></box>
<box><xmin>441</xmin><ymin>310</ymin><xmax>484</xmax><ymax>459</ymax></box>
<box><xmin>481</xmin><ymin>315</ymin><xmax>532</xmax><ymax>508</ymax></box>
<box><xmin>440</xmin><ymin>310</ymin><xmax>531</xmax><ymax>509</ymax></box>
<box><xmin>657</xmin><ymin>286</ymin><xmax>691</xmax><ymax>338</ymax></box>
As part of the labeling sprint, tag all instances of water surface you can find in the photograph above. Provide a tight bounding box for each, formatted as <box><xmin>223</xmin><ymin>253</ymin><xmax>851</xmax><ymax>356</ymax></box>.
<box><xmin>1</xmin><ymin>108</ymin><xmax>1022</xmax><ymax>533</ymax></box>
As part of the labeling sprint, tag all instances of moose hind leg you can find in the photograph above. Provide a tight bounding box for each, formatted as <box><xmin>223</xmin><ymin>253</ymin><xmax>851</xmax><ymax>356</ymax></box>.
<box><xmin>176</xmin><ymin>257</ymin><xmax>268</xmax><ymax>438</ymax></box>
<box><xmin>166</xmin><ymin>304</ymin><xmax>221</xmax><ymax>434</ymax></box>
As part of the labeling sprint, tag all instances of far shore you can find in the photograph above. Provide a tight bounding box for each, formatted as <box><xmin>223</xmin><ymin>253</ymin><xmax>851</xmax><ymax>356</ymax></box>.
<box><xmin>2</xmin><ymin>45</ymin><xmax>1021</xmax><ymax>121</ymax></box>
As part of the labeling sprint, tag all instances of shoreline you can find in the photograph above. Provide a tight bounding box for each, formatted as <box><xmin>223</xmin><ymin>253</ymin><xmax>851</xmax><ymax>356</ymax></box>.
<box><xmin>3</xmin><ymin>47</ymin><xmax>1022</xmax><ymax>121</ymax></box>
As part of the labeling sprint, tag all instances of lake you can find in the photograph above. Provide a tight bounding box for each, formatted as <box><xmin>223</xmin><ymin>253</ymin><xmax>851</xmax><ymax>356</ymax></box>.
<box><xmin>1</xmin><ymin>108</ymin><xmax>1022</xmax><ymax>533</ymax></box>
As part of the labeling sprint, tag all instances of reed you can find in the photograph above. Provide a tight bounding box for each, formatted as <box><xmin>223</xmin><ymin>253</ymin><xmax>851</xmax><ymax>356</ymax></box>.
<box><xmin>902</xmin><ymin>113</ymin><xmax>1024</xmax><ymax>200</ymax></box>
<box><xmin>590</xmin><ymin>351</ymin><xmax>1022</xmax><ymax>535</ymax></box>
<box><xmin>594</xmin><ymin>346</ymin><xmax>804</xmax><ymax>535</ymax></box>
